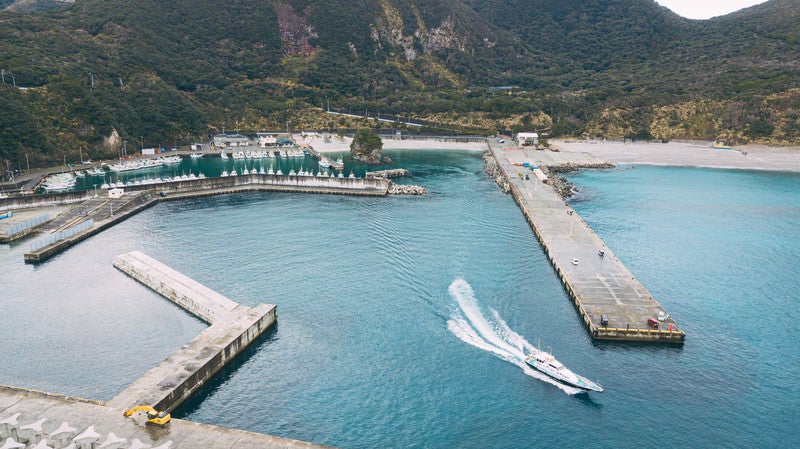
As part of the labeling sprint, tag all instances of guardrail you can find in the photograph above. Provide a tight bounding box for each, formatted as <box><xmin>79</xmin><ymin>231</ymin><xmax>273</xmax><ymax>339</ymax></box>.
<box><xmin>7</xmin><ymin>214</ymin><xmax>50</xmax><ymax>235</ymax></box>
<box><xmin>29</xmin><ymin>219</ymin><xmax>93</xmax><ymax>252</ymax></box>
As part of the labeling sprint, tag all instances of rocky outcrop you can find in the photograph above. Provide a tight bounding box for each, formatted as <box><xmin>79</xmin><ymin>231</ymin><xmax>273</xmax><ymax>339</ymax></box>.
<box><xmin>276</xmin><ymin>3</ymin><xmax>317</xmax><ymax>55</ymax></box>
<box><xmin>371</xmin><ymin>1</ymin><xmax>466</xmax><ymax>62</ymax></box>
<box><xmin>546</xmin><ymin>162</ymin><xmax>614</xmax><ymax>199</ymax></box>
<box><xmin>350</xmin><ymin>129</ymin><xmax>387</xmax><ymax>164</ymax></box>
<box><xmin>351</xmin><ymin>148</ymin><xmax>385</xmax><ymax>164</ymax></box>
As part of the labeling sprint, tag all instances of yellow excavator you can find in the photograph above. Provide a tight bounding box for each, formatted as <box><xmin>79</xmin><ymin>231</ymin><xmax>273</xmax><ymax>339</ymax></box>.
<box><xmin>123</xmin><ymin>406</ymin><xmax>171</xmax><ymax>426</ymax></box>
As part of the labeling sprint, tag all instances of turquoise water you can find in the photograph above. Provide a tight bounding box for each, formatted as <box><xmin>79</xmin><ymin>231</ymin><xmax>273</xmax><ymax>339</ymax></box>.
<box><xmin>2</xmin><ymin>154</ymin><xmax>799</xmax><ymax>448</ymax></box>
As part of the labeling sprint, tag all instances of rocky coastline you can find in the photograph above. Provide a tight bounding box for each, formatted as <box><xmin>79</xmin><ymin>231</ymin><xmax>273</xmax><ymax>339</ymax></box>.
<box><xmin>483</xmin><ymin>152</ymin><xmax>510</xmax><ymax>193</ymax></box>
<box><xmin>545</xmin><ymin>162</ymin><xmax>615</xmax><ymax>198</ymax></box>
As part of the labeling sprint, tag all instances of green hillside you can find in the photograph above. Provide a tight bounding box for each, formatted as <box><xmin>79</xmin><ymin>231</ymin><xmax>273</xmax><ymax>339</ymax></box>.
<box><xmin>1</xmin><ymin>0</ymin><xmax>799</xmax><ymax>168</ymax></box>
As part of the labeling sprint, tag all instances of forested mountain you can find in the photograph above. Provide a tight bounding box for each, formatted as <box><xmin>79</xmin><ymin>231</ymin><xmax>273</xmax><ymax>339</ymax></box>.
<box><xmin>1</xmin><ymin>0</ymin><xmax>799</xmax><ymax>167</ymax></box>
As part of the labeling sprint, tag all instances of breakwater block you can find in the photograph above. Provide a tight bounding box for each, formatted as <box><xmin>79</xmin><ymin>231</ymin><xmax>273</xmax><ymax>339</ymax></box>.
<box><xmin>108</xmin><ymin>252</ymin><xmax>277</xmax><ymax>413</ymax></box>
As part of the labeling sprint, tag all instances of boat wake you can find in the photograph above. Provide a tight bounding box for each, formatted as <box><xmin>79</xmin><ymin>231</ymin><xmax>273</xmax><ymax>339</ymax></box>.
<box><xmin>446</xmin><ymin>278</ymin><xmax>581</xmax><ymax>394</ymax></box>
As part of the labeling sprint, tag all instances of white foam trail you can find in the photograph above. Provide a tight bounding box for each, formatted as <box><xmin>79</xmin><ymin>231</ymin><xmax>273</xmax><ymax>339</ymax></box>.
<box><xmin>447</xmin><ymin>278</ymin><xmax>580</xmax><ymax>394</ymax></box>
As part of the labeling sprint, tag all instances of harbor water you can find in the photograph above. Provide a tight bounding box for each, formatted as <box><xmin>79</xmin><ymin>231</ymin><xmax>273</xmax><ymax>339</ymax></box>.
<box><xmin>1</xmin><ymin>152</ymin><xmax>798</xmax><ymax>448</ymax></box>
<box><xmin>69</xmin><ymin>152</ymin><xmax>351</xmax><ymax>192</ymax></box>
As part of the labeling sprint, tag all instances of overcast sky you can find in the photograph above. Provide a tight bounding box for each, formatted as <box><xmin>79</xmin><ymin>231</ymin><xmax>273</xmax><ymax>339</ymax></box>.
<box><xmin>654</xmin><ymin>0</ymin><xmax>769</xmax><ymax>19</ymax></box>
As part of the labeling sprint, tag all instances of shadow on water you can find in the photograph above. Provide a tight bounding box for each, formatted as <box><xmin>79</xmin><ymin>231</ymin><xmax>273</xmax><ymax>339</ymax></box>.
<box><xmin>591</xmin><ymin>339</ymin><xmax>685</xmax><ymax>353</ymax></box>
<box><xmin>171</xmin><ymin>322</ymin><xmax>279</xmax><ymax>418</ymax></box>
<box><xmin>573</xmin><ymin>391</ymin><xmax>604</xmax><ymax>409</ymax></box>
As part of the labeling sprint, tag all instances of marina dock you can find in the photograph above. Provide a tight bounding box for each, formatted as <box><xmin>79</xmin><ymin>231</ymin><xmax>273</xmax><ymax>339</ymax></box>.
<box><xmin>487</xmin><ymin>142</ymin><xmax>685</xmax><ymax>343</ymax></box>
<box><xmin>108</xmin><ymin>251</ymin><xmax>277</xmax><ymax>413</ymax></box>
<box><xmin>16</xmin><ymin>174</ymin><xmax>389</xmax><ymax>263</ymax></box>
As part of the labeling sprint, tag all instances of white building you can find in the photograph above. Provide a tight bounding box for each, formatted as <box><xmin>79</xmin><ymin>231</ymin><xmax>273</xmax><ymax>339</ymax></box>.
<box><xmin>213</xmin><ymin>133</ymin><xmax>249</xmax><ymax>148</ymax></box>
<box><xmin>256</xmin><ymin>133</ymin><xmax>278</xmax><ymax>147</ymax></box>
<box><xmin>516</xmin><ymin>132</ymin><xmax>539</xmax><ymax>146</ymax></box>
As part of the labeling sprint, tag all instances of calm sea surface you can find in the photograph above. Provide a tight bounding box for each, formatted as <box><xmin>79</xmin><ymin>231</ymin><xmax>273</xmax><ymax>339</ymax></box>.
<box><xmin>2</xmin><ymin>153</ymin><xmax>798</xmax><ymax>448</ymax></box>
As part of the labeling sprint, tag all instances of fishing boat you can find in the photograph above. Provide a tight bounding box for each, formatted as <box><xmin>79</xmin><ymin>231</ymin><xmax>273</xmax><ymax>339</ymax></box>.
<box><xmin>159</xmin><ymin>155</ymin><xmax>182</xmax><ymax>165</ymax></box>
<box><xmin>86</xmin><ymin>167</ymin><xmax>106</xmax><ymax>176</ymax></box>
<box><xmin>189</xmin><ymin>153</ymin><xmax>204</xmax><ymax>159</ymax></box>
<box><xmin>108</xmin><ymin>160</ymin><xmax>144</xmax><ymax>172</ymax></box>
<box><xmin>220</xmin><ymin>150</ymin><xmax>229</xmax><ymax>160</ymax></box>
<box><xmin>42</xmin><ymin>173</ymin><xmax>77</xmax><ymax>192</ymax></box>
<box><xmin>524</xmin><ymin>346</ymin><xmax>603</xmax><ymax>393</ymax></box>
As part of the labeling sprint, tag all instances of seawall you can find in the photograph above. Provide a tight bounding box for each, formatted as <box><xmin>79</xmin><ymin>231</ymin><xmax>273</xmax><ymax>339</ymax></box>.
<box><xmin>20</xmin><ymin>174</ymin><xmax>389</xmax><ymax>263</ymax></box>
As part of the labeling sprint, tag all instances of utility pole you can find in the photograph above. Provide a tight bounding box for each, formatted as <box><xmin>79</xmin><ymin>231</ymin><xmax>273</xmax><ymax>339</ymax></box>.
<box><xmin>89</xmin><ymin>72</ymin><xmax>94</xmax><ymax>89</ymax></box>
<box><xmin>1</xmin><ymin>69</ymin><xmax>4</xmax><ymax>84</ymax></box>
<box><xmin>25</xmin><ymin>153</ymin><xmax>29</xmax><ymax>174</ymax></box>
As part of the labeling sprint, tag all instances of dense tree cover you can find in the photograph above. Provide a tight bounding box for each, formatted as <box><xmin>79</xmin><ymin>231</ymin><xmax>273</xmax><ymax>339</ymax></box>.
<box><xmin>351</xmin><ymin>128</ymin><xmax>383</xmax><ymax>156</ymax></box>
<box><xmin>1</xmin><ymin>0</ymin><xmax>799</xmax><ymax>168</ymax></box>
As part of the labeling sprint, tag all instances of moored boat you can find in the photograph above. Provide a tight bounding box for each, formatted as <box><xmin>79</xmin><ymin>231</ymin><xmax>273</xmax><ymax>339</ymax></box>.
<box><xmin>86</xmin><ymin>167</ymin><xmax>106</xmax><ymax>176</ymax></box>
<box><xmin>159</xmin><ymin>155</ymin><xmax>182</xmax><ymax>165</ymax></box>
<box><xmin>524</xmin><ymin>348</ymin><xmax>603</xmax><ymax>393</ymax></box>
<box><xmin>41</xmin><ymin>172</ymin><xmax>77</xmax><ymax>192</ymax></box>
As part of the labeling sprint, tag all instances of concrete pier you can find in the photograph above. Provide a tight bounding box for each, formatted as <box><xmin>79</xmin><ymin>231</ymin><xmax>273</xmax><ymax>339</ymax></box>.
<box><xmin>0</xmin><ymin>385</ymin><xmax>330</xmax><ymax>448</ymax></box>
<box><xmin>23</xmin><ymin>191</ymin><xmax>157</xmax><ymax>263</ymax></box>
<box><xmin>108</xmin><ymin>251</ymin><xmax>277</xmax><ymax>413</ymax></box>
<box><xmin>487</xmin><ymin>142</ymin><xmax>685</xmax><ymax>343</ymax></box>
<box><xmin>113</xmin><ymin>251</ymin><xmax>239</xmax><ymax>324</ymax></box>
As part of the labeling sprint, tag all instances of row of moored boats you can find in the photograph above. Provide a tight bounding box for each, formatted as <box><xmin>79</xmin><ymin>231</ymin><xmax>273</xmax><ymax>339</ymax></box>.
<box><xmin>221</xmin><ymin>164</ymin><xmax>354</xmax><ymax>179</ymax></box>
<box><xmin>223</xmin><ymin>149</ymin><xmax>306</xmax><ymax>159</ymax></box>
<box><xmin>99</xmin><ymin>172</ymin><xmax>207</xmax><ymax>189</ymax></box>
<box><xmin>106</xmin><ymin>155</ymin><xmax>181</xmax><ymax>172</ymax></box>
